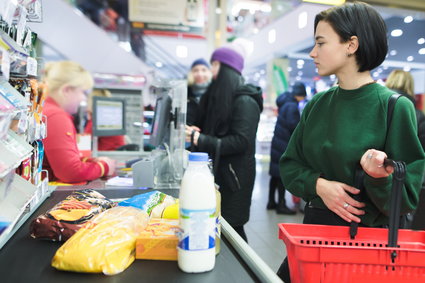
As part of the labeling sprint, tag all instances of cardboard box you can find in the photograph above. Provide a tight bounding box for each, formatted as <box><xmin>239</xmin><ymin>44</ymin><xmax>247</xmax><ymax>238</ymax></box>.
<box><xmin>136</xmin><ymin>218</ymin><xmax>180</xmax><ymax>261</ymax></box>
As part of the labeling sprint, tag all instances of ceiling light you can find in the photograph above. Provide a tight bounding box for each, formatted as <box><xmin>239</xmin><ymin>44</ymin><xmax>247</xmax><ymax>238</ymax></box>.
<box><xmin>297</xmin><ymin>59</ymin><xmax>305</xmax><ymax>65</ymax></box>
<box><xmin>176</xmin><ymin>45</ymin><xmax>187</xmax><ymax>58</ymax></box>
<box><xmin>389</xmin><ymin>50</ymin><xmax>397</xmax><ymax>56</ymax></box>
<box><xmin>407</xmin><ymin>56</ymin><xmax>414</xmax><ymax>62</ymax></box>
<box><xmin>298</xmin><ymin>71</ymin><xmax>303</xmax><ymax>76</ymax></box>
<box><xmin>373</xmin><ymin>72</ymin><xmax>379</xmax><ymax>78</ymax></box>
<box><xmin>391</xmin><ymin>29</ymin><xmax>403</xmax><ymax>37</ymax></box>
<box><xmin>297</xmin><ymin>64</ymin><xmax>303</xmax><ymax>69</ymax></box>
<box><xmin>403</xmin><ymin>66</ymin><xmax>411</xmax><ymax>72</ymax></box>
<box><xmin>302</xmin><ymin>0</ymin><xmax>345</xmax><ymax>5</ymax></box>
<box><xmin>330</xmin><ymin>74</ymin><xmax>336</xmax><ymax>80</ymax></box>
<box><xmin>404</xmin><ymin>16</ymin><xmax>413</xmax><ymax>23</ymax></box>
<box><xmin>296</xmin><ymin>76</ymin><xmax>301</xmax><ymax>81</ymax></box>
<box><xmin>419</xmin><ymin>48</ymin><xmax>425</xmax><ymax>55</ymax></box>
<box><xmin>298</xmin><ymin>12</ymin><xmax>308</xmax><ymax>29</ymax></box>
<box><xmin>216</xmin><ymin>8</ymin><xmax>222</xmax><ymax>14</ymax></box>
<box><xmin>268</xmin><ymin>29</ymin><xmax>276</xmax><ymax>44</ymax></box>
<box><xmin>155</xmin><ymin>62</ymin><xmax>163</xmax><ymax>68</ymax></box>
<box><xmin>418</xmin><ymin>38</ymin><xmax>425</xmax><ymax>45</ymax></box>
<box><xmin>287</xmin><ymin>67</ymin><xmax>292</xmax><ymax>72</ymax></box>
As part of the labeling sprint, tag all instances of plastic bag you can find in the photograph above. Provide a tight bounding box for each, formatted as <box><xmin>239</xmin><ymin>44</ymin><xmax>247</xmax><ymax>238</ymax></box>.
<box><xmin>118</xmin><ymin>190</ymin><xmax>176</xmax><ymax>218</ymax></box>
<box><xmin>30</xmin><ymin>189</ymin><xmax>115</xmax><ymax>241</ymax></box>
<box><xmin>51</xmin><ymin>206</ymin><xmax>149</xmax><ymax>275</ymax></box>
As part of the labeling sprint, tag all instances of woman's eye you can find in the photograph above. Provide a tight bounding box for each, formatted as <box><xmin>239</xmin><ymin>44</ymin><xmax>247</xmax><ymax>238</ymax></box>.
<box><xmin>317</xmin><ymin>42</ymin><xmax>324</xmax><ymax>46</ymax></box>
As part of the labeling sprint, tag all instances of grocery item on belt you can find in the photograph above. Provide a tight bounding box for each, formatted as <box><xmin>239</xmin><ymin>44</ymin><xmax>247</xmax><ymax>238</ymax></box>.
<box><xmin>30</xmin><ymin>189</ymin><xmax>115</xmax><ymax>241</ymax></box>
<box><xmin>118</xmin><ymin>190</ymin><xmax>176</xmax><ymax>218</ymax></box>
<box><xmin>136</xmin><ymin>218</ymin><xmax>180</xmax><ymax>261</ymax></box>
<box><xmin>51</xmin><ymin>206</ymin><xmax>149</xmax><ymax>275</ymax></box>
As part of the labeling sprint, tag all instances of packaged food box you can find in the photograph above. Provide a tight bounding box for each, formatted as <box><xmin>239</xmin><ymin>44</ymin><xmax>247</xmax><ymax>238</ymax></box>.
<box><xmin>136</xmin><ymin>218</ymin><xmax>180</xmax><ymax>261</ymax></box>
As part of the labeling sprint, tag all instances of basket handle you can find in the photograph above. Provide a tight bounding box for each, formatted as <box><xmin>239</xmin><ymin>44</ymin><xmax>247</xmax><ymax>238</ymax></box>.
<box><xmin>386</xmin><ymin>159</ymin><xmax>407</xmax><ymax>262</ymax></box>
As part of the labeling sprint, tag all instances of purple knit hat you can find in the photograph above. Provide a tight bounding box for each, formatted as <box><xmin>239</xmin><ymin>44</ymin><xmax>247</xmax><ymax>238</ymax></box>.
<box><xmin>210</xmin><ymin>47</ymin><xmax>244</xmax><ymax>74</ymax></box>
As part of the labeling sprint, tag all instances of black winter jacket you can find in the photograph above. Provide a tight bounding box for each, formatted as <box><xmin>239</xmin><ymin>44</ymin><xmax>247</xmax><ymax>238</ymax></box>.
<box><xmin>269</xmin><ymin>92</ymin><xmax>301</xmax><ymax>178</ymax></box>
<box><xmin>195</xmin><ymin>84</ymin><xmax>263</xmax><ymax>226</ymax></box>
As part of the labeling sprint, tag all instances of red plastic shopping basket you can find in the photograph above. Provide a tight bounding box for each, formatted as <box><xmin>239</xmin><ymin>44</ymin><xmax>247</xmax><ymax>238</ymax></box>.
<box><xmin>279</xmin><ymin>223</ymin><xmax>425</xmax><ymax>283</ymax></box>
<box><xmin>279</xmin><ymin>160</ymin><xmax>425</xmax><ymax>283</ymax></box>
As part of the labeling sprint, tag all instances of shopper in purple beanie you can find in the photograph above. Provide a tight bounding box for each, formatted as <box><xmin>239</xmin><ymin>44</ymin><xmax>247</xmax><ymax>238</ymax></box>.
<box><xmin>185</xmin><ymin>46</ymin><xmax>263</xmax><ymax>242</ymax></box>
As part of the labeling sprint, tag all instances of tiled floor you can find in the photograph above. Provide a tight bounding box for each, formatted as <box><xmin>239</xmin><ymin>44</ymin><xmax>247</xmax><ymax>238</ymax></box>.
<box><xmin>245</xmin><ymin>157</ymin><xmax>304</xmax><ymax>272</ymax></box>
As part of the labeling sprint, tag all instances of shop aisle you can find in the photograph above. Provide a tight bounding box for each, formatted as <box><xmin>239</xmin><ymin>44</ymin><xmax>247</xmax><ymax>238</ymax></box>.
<box><xmin>245</xmin><ymin>156</ymin><xmax>303</xmax><ymax>272</ymax></box>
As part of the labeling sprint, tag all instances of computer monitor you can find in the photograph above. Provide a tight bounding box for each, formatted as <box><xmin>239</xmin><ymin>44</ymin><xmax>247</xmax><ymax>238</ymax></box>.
<box><xmin>149</xmin><ymin>93</ymin><xmax>172</xmax><ymax>147</ymax></box>
<box><xmin>92</xmin><ymin>96</ymin><xmax>126</xmax><ymax>137</ymax></box>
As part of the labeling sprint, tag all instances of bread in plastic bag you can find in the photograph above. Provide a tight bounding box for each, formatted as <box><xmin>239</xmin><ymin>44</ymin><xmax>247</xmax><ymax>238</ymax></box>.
<box><xmin>51</xmin><ymin>206</ymin><xmax>149</xmax><ymax>275</ymax></box>
<box><xmin>118</xmin><ymin>190</ymin><xmax>176</xmax><ymax>218</ymax></box>
<box><xmin>30</xmin><ymin>189</ymin><xmax>116</xmax><ymax>241</ymax></box>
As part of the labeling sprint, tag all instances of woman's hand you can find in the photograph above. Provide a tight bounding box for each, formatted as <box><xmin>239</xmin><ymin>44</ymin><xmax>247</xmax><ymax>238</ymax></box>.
<box><xmin>97</xmin><ymin>157</ymin><xmax>117</xmax><ymax>176</ymax></box>
<box><xmin>185</xmin><ymin>125</ymin><xmax>201</xmax><ymax>145</ymax></box>
<box><xmin>360</xmin><ymin>149</ymin><xmax>394</xmax><ymax>178</ymax></box>
<box><xmin>316</xmin><ymin>178</ymin><xmax>366</xmax><ymax>223</ymax></box>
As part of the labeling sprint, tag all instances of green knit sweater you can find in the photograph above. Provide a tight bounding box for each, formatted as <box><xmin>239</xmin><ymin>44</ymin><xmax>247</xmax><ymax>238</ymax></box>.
<box><xmin>280</xmin><ymin>83</ymin><xmax>425</xmax><ymax>227</ymax></box>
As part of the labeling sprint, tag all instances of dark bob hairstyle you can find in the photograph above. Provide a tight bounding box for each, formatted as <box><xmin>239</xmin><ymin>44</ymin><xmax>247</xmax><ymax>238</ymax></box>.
<box><xmin>314</xmin><ymin>1</ymin><xmax>388</xmax><ymax>72</ymax></box>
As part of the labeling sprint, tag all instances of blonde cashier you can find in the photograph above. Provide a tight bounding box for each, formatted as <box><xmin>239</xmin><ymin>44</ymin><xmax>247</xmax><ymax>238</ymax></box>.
<box><xmin>42</xmin><ymin>61</ymin><xmax>116</xmax><ymax>183</ymax></box>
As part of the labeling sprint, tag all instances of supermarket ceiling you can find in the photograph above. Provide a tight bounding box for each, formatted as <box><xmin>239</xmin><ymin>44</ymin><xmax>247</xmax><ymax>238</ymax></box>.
<box><xmin>36</xmin><ymin>0</ymin><xmax>425</xmax><ymax>86</ymax></box>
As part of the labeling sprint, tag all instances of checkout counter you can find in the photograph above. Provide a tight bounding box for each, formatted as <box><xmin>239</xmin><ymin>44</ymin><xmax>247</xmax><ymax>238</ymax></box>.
<box><xmin>0</xmin><ymin>185</ymin><xmax>282</xmax><ymax>282</ymax></box>
<box><xmin>0</xmin><ymin>80</ymin><xmax>282</xmax><ymax>282</ymax></box>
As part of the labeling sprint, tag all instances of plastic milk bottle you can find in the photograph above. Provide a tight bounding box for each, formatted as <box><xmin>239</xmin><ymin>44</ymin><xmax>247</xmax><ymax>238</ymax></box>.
<box><xmin>178</xmin><ymin>152</ymin><xmax>216</xmax><ymax>273</ymax></box>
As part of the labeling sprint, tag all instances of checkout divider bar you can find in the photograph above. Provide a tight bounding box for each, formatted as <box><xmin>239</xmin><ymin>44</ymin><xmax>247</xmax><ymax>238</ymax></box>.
<box><xmin>221</xmin><ymin>217</ymin><xmax>283</xmax><ymax>283</ymax></box>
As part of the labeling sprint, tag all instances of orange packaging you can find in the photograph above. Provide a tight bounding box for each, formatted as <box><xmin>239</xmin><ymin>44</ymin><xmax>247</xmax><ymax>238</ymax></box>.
<box><xmin>135</xmin><ymin>218</ymin><xmax>180</xmax><ymax>261</ymax></box>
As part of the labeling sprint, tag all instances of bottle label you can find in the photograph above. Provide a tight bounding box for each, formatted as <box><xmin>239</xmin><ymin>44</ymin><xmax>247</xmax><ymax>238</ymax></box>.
<box><xmin>178</xmin><ymin>208</ymin><xmax>215</xmax><ymax>251</ymax></box>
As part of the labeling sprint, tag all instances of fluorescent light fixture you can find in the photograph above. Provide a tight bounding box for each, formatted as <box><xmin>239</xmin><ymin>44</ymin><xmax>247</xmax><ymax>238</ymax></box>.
<box><xmin>418</xmin><ymin>38</ymin><xmax>425</xmax><ymax>45</ymax></box>
<box><xmin>389</xmin><ymin>50</ymin><xmax>397</xmax><ymax>56</ymax></box>
<box><xmin>302</xmin><ymin>0</ymin><xmax>345</xmax><ymax>5</ymax></box>
<box><xmin>419</xmin><ymin>48</ymin><xmax>425</xmax><ymax>55</ymax></box>
<box><xmin>407</xmin><ymin>56</ymin><xmax>414</xmax><ymax>62</ymax></box>
<box><xmin>403</xmin><ymin>66</ymin><xmax>411</xmax><ymax>72</ymax></box>
<box><xmin>404</xmin><ymin>16</ymin><xmax>413</xmax><ymax>23</ymax></box>
<box><xmin>176</xmin><ymin>45</ymin><xmax>188</xmax><ymax>58</ymax></box>
<box><xmin>268</xmin><ymin>29</ymin><xmax>276</xmax><ymax>44</ymax></box>
<box><xmin>298</xmin><ymin>12</ymin><xmax>308</xmax><ymax>29</ymax></box>
<box><xmin>118</xmin><ymin>41</ymin><xmax>132</xmax><ymax>52</ymax></box>
<box><xmin>391</xmin><ymin>29</ymin><xmax>403</xmax><ymax>37</ymax></box>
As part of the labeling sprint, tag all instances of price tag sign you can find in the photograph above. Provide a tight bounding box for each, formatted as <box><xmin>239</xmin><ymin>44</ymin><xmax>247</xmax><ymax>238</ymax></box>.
<box><xmin>27</xmin><ymin>57</ymin><xmax>37</xmax><ymax>77</ymax></box>
<box><xmin>1</xmin><ymin>50</ymin><xmax>11</xmax><ymax>81</ymax></box>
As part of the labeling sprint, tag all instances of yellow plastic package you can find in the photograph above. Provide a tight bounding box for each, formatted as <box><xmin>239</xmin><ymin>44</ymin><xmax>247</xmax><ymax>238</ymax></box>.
<box><xmin>51</xmin><ymin>206</ymin><xmax>149</xmax><ymax>275</ymax></box>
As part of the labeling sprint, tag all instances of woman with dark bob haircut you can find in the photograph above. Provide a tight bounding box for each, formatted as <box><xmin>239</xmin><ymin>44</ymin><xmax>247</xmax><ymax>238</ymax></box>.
<box><xmin>277</xmin><ymin>2</ymin><xmax>425</xmax><ymax>282</ymax></box>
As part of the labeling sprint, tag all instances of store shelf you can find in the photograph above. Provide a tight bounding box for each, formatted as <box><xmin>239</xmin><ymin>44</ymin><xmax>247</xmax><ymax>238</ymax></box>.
<box><xmin>0</xmin><ymin>130</ymin><xmax>33</xmax><ymax>178</ymax></box>
<box><xmin>0</xmin><ymin>175</ymin><xmax>50</xmax><ymax>250</ymax></box>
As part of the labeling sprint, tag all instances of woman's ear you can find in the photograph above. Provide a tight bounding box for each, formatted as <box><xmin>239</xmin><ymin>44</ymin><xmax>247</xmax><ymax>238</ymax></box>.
<box><xmin>347</xmin><ymin>35</ymin><xmax>359</xmax><ymax>56</ymax></box>
<box><xmin>60</xmin><ymin>84</ymin><xmax>73</xmax><ymax>98</ymax></box>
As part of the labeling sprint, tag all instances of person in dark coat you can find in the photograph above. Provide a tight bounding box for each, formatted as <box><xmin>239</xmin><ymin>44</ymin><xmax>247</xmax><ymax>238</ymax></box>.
<box><xmin>268</xmin><ymin>82</ymin><xmax>307</xmax><ymax>214</ymax></box>
<box><xmin>186</xmin><ymin>46</ymin><xmax>263</xmax><ymax>242</ymax></box>
<box><xmin>186</xmin><ymin>58</ymin><xmax>211</xmax><ymax>126</ymax></box>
